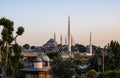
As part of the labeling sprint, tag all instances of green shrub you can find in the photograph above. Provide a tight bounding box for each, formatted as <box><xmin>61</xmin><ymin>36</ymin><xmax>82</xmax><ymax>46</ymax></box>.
<box><xmin>80</xmin><ymin>75</ymin><xmax>87</xmax><ymax>78</ymax></box>
<box><xmin>87</xmin><ymin>69</ymin><xmax>97</xmax><ymax>78</ymax></box>
<box><xmin>97</xmin><ymin>70</ymin><xmax>120</xmax><ymax>78</ymax></box>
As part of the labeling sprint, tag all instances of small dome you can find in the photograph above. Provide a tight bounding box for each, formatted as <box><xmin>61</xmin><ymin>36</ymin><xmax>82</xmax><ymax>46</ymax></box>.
<box><xmin>39</xmin><ymin>53</ymin><xmax>50</xmax><ymax>61</ymax></box>
<box><xmin>34</xmin><ymin>57</ymin><xmax>42</xmax><ymax>62</ymax></box>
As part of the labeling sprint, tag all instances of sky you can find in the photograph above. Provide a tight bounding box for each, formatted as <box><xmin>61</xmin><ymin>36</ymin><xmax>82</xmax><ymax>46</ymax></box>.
<box><xmin>0</xmin><ymin>0</ymin><xmax>120</xmax><ymax>47</ymax></box>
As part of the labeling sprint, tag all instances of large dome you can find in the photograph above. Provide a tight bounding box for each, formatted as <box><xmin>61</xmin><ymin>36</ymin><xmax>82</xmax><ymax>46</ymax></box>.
<box><xmin>39</xmin><ymin>53</ymin><xmax>50</xmax><ymax>61</ymax></box>
<box><xmin>43</xmin><ymin>38</ymin><xmax>58</xmax><ymax>47</ymax></box>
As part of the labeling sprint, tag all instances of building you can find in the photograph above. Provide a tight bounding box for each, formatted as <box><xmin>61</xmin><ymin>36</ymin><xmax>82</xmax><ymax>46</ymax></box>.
<box><xmin>20</xmin><ymin>53</ymin><xmax>53</xmax><ymax>78</ymax></box>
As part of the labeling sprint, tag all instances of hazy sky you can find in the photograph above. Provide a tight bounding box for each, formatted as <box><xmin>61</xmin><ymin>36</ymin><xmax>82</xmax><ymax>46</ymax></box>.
<box><xmin>0</xmin><ymin>0</ymin><xmax>120</xmax><ymax>47</ymax></box>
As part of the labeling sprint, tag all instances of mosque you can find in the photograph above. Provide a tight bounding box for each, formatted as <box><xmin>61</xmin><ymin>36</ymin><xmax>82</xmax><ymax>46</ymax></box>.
<box><xmin>20</xmin><ymin>16</ymin><xmax>93</xmax><ymax>78</ymax></box>
<box><xmin>22</xmin><ymin>16</ymin><xmax>92</xmax><ymax>56</ymax></box>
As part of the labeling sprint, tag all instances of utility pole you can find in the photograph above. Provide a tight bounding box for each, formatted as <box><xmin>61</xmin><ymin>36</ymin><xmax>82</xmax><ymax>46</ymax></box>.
<box><xmin>97</xmin><ymin>56</ymin><xmax>102</xmax><ymax>72</ymax></box>
<box><xmin>102</xmin><ymin>50</ymin><xmax>104</xmax><ymax>72</ymax></box>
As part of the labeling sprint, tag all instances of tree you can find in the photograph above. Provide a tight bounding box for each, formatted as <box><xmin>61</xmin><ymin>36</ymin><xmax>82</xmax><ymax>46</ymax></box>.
<box><xmin>46</xmin><ymin>52</ymin><xmax>59</xmax><ymax>59</ymax></box>
<box><xmin>15</xmin><ymin>26</ymin><xmax>24</xmax><ymax>43</ymax></box>
<box><xmin>75</xmin><ymin>44</ymin><xmax>87</xmax><ymax>52</ymax></box>
<box><xmin>0</xmin><ymin>17</ymin><xmax>24</xmax><ymax>78</ymax></box>
<box><xmin>7</xmin><ymin>43</ymin><xmax>23</xmax><ymax>78</ymax></box>
<box><xmin>23</xmin><ymin>44</ymin><xmax>30</xmax><ymax>50</ymax></box>
<box><xmin>88</xmin><ymin>47</ymin><xmax>102</xmax><ymax>72</ymax></box>
<box><xmin>0</xmin><ymin>17</ymin><xmax>14</xmax><ymax>78</ymax></box>
<box><xmin>87</xmin><ymin>69</ymin><xmax>97</xmax><ymax>78</ymax></box>
<box><xmin>74</xmin><ymin>57</ymin><xmax>87</xmax><ymax>76</ymax></box>
<box><xmin>105</xmin><ymin>40</ymin><xmax>120</xmax><ymax>70</ymax></box>
<box><xmin>31</xmin><ymin>46</ymin><xmax>35</xmax><ymax>50</ymax></box>
<box><xmin>52</xmin><ymin>56</ymin><xmax>75</xmax><ymax>78</ymax></box>
<box><xmin>97</xmin><ymin>70</ymin><xmax>120</xmax><ymax>78</ymax></box>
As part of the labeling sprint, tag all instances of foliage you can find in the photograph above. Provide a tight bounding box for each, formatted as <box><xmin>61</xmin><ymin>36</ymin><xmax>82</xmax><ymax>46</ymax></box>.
<box><xmin>74</xmin><ymin>57</ymin><xmax>83</xmax><ymax>65</ymax></box>
<box><xmin>46</xmin><ymin>52</ymin><xmax>59</xmax><ymax>59</ymax></box>
<box><xmin>75</xmin><ymin>44</ymin><xmax>87</xmax><ymax>52</ymax></box>
<box><xmin>97</xmin><ymin>70</ymin><xmax>120</xmax><ymax>78</ymax></box>
<box><xmin>31</xmin><ymin>46</ymin><xmax>35</xmax><ymax>50</ymax></box>
<box><xmin>52</xmin><ymin>56</ymin><xmax>75</xmax><ymax>78</ymax></box>
<box><xmin>15</xmin><ymin>26</ymin><xmax>24</xmax><ymax>43</ymax></box>
<box><xmin>80</xmin><ymin>75</ymin><xmax>87</xmax><ymax>78</ymax></box>
<box><xmin>88</xmin><ymin>47</ymin><xmax>102</xmax><ymax>72</ymax></box>
<box><xmin>88</xmin><ymin>40</ymin><xmax>120</xmax><ymax>72</ymax></box>
<box><xmin>23</xmin><ymin>44</ymin><xmax>30</xmax><ymax>49</ymax></box>
<box><xmin>0</xmin><ymin>17</ymin><xmax>24</xmax><ymax>78</ymax></box>
<box><xmin>7</xmin><ymin>43</ymin><xmax>23</xmax><ymax>77</ymax></box>
<box><xmin>87</xmin><ymin>69</ymin><xmax>97</xmax><ymax>78</ymax></box>
<box><xmin>16</xmin><ymin>26</ymin><xmax>24</xmax><ymax>36</ymax></box>
<box><xmin>74</xmin><ymin>57</ymin><xmax>88</xmax><ymax>75</ymax></box>
<box><xmin>105</xmin><ymin>40</ymin><xmax>120</xmax><ymax>70</ymax></box>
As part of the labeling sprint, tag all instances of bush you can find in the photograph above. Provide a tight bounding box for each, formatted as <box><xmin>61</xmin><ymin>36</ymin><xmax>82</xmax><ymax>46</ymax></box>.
<box><xmin>87</xmin><ymin>69</ymin><xmax>97</xmax><ymax>78</ymax></box>
<box><xmin>80</xmin><ymin>75</ymin><xmax>87</xmax><ymax>78</ymax></box>
<box><xmin>97</xmin><ymin>70</ymin><xmax>120</xmax><ymax>78</ymax></box>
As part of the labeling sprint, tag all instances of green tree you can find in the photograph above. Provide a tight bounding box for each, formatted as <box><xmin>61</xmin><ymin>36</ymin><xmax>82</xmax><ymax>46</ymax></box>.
<box><xmin>31</xmin><ymin>46</ymin><xmax>35</xmax><ymax>50</ymax></box>
<box><xmin>88</xmin><ymin>47</ymin><xmax>102</xmax><ymax>72</ymax></box>
<box><xmin>9</xmin><ymin>43</ymin><xmax>23</xmax><ymax>78</ymax></box>
<box><xmin>0</xmin><ymin>17</ymin><xmax>14</xmax><ymax>78</ymax></box>
<box><xmin>15</xmin><ymin>26</ymin><xmax>24</xmax><ymax>43</ymax></box>
<box><xmin>0</xmin><ymin>17</ymin><xmax>24</xmax><ymax>78</ymax></box>
<box><xmin>23</xmin><ymin>44</ymin><xmax>30</xmax><ymax>50</ymax></box>
<box><xmin>87</xmin><ymin>69</ymin><xmax>97</xmax><ymax>78</ymax></box>
<box><xmin>105</xmin><ymin>40</ymin><xmax>120</xmax><ymax>70</ymax></box>
<box><xmin>46</xmin><ymin>52</ymin><xmax>59</xmax><ymax>59</ymax></box>
<box><xmin>73</xmin><ymin>57</ymin><xmax>86</xmax><ymax>75</ymax></box>
<box><xmin>75</xmin><ymin>44</ymin><xmax>87</xmax><ymax>52</ymax></box>
<box><xmin>97</xmin><ymin>70</ymin><xmax>120</xmax><ymax>78</ymax></box>
<box><xmin>52</xmin><ymin>56</ymin><xmax>75</xmax><ymax>78</ymax></box>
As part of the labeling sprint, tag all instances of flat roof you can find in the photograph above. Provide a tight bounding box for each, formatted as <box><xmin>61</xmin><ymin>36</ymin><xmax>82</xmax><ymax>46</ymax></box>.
<box><xmin>20</xmin><ymin>66</ymin><xmax>51</xmax><ymax>72</ymax></box>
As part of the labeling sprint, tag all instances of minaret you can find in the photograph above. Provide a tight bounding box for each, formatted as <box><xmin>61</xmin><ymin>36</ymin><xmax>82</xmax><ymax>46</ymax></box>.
<box><xmin>65</xmin><ymin>37</ymin><xmax>67</xmax><ymax>45</ymax></box>
<box><xmin>54</xmin><ymin>33</ymin><xmax>56</xmax><ymax>41</ymax></box>
<box><xmin>68</xmin><ymin>16</ymin><xmax>71</xmax><ymax>54</ymax></box>
<box><xmin>71</xmin><ymin>35</ymin><xmax>73</xmax><ymax>46</ymax></box>
<box><xmin>60</xmin><ymin>35</ymin><xmax>62</xmax><ymax>45</ymax></box>
<box><xmin>90</xmin><ymin>32</ymin><xmax>92</xmax><ymax>55</ymax></box>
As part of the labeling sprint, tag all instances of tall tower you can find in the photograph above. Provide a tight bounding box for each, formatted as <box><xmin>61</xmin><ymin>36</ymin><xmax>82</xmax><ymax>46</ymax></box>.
<box><xmin>71</xmin><ymin>35</ymin><xmax>73</xmax><ymax>46</ymax></box>
<box><xmin>68</xmin><ymin>16</ymin><xmax>71</xmax><ymax>54</ymax></box>
<box><xmin>60</xmin><ymin>34</ymin><xmax>62</xmax><ymax>45</ymax></box>
<box><xmin>90</xmin><ymin>32</ymin><xmax>92</xmax><ymax>55</ymax></box>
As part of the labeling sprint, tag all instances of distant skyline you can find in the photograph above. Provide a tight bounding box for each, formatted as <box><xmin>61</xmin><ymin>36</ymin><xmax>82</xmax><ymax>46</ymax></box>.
<box><xmin>0</xmin><ymin>0</ymin><xmax>120</xmax><ymax>47</ymax></box>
